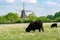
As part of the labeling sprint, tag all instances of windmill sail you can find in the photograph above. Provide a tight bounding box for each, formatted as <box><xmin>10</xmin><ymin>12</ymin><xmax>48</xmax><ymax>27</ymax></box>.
<box><xmin>20</xmin><ymin>3</ymin><xmax>32</xmax><ymax>19</ymax></box>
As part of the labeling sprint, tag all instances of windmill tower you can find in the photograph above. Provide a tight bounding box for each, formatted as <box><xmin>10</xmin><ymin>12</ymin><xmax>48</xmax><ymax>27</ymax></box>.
<box><xmin>21</xmin><ymin>3</ymin><xmax>26</xmax><ymax>19</ymax></box>
<box><xmin>20</xmin><ymin>3</ymin><xmax>32</xmax><ymax>19</ymax></box>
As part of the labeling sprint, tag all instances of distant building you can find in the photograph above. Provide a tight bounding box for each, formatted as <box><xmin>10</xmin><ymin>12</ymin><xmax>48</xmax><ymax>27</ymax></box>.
<box><xmin>21</xmin><ymin>10</ymin><xmax>26</xmax><ymax>19</ymax></box>
<box><xmin>20</xmin><ymin>3</ymin><xmax>32</xmax><ymax>19</ymax></box>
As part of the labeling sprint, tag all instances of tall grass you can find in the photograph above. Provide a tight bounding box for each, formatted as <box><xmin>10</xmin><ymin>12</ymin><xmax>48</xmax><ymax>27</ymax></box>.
<box><xmin>0</xmin><ymin>23</ymin><xmax>60</xmax><ymax>40</ymax></box>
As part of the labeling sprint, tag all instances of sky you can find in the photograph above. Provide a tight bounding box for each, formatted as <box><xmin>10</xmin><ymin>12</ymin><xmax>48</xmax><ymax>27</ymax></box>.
<box><xmin>0</xmin><ymin>0</ymin><xmax>60</xmax><ymax>17</ymax></box>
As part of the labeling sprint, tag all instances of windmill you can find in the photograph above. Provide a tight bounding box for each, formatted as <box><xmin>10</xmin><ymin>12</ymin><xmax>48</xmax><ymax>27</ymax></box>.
<box><xmin>20</xmin><ymin>3</ymin><xmax>32</xmax><ymax>19</ymax></box>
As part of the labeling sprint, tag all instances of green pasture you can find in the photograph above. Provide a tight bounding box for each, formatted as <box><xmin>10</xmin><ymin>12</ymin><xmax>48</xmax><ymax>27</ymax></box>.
<box><xmin>0</xmin><ymin>23</ymin><xmax>60</xmax><ymax>40</ymax></box>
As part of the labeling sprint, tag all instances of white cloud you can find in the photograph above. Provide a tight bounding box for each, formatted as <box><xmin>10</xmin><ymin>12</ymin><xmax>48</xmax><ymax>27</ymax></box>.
<box><xmin>46</xmin><ymin>1</ymin><xmax>60</xmax><ymax>7</ymax></box>
<box><xmin>18</xmin><ymin>0</ymin><xmax>37</xmax><ymax>3</ymax></box>
<box><xmin>5</xmin><ymin>0</ymin><xmax>37</xmax><ymax>3</ymax></box>
<box><xmin>29</xmin><ymin>0</ymin><xmax>37</xmax><ymax>3</ymax></box>
<box><xmin>33</xmin><ymin>7</ymin><xmax>46</xmax><ymax>16</ymax></box>
<box><xmin>5</xmin><ymin>0</ymin><xmax>15</xmax><ymax>3</ymax></box>
<box><xmin>35</xmin><ymin>8</ymin><xmax>44</xmax><ymax>12</ymax></box>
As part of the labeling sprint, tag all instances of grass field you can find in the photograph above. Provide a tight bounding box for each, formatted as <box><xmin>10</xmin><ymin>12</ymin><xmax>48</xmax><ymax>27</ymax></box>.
<box><xmin>0</xmin><ymin>23</ymin><xmax>60</xmax><ymax>40</ymax></box>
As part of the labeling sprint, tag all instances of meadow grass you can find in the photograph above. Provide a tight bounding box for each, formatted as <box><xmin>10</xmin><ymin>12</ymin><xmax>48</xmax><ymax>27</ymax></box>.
<box><xmin>0</xmin><ymin>23</ymin><xmax>60</xmax><ymax>40</ymax></box>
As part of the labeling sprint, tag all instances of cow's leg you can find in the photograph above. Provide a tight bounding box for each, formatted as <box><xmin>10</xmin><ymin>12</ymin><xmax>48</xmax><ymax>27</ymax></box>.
<box><xmin>56</xmin><ymin>25</ymin><xmax>57</xmax><ymax>28</ymax></box>
<box><xmin>41</xmin><ymin>27</ymin><xmax>44</xmax><ymax>32</ymax></box>
<box><xmin>42</xmin><ymin>28</ymin><xmax>44</xmax><ymax>32</ymax></box>
<box><xmin>40</xmin><ymin>22</ymin><xmax>44</xmax><ymax>32</ymax></box>
<box><xmin>38</xmin><ymin>28</ymin><xmax>41</xmax><ymax>32</ymax></box>
<box><xmin>33</xmin><ymin>30</ymin><xmax>35</xmax><ymax>32</ymax></box>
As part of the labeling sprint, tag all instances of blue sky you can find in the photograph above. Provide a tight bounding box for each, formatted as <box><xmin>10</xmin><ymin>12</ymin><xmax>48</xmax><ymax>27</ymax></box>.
<box><xmin>0</xmin><ymin>0</ymin><xmax>60</xmax><ymax>16</ymax></box>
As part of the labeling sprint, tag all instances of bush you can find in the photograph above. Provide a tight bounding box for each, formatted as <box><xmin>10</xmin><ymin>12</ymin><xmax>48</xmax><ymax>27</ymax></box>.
<box><xmin>23</xmin><ymin>19</ymin><xmax>32</xmax><ymax>23</ymax></box>
<box><xmin>16</xmin><ymin>19</ymin><xmax>23</xmax><ymax>23</ymax></box>
<box><xmin>36</xmin><ymin>17</ymin><xmax>52</xmax><ymax>22</ymax></box>
<box><xmin>55</xmin><ymin>17</ymin><xmax>60</xmax><ymax>22</ymax></box>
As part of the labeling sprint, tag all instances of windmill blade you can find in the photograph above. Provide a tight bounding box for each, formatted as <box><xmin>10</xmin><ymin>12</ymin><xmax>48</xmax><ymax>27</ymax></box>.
<box><xmin>25</xmin><ymin>10</ymin><xmax>32</xmax><ymax>12</ymax></box>
<box><xmin>15</xmin><ymin>9</ymin><xmax>22</xmax><ymax>11</ymax></box>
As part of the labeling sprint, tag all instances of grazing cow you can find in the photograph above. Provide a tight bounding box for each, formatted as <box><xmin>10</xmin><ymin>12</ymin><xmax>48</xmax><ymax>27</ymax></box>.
<box><xmin>26</xmin><ymin>21</ymin><xmax>44</xmax><ymax>32</ymax></box>
<box><xmin>51</xmin><ymin>23</ymin><xmax>57</xmax><ymax>28</ymax></box>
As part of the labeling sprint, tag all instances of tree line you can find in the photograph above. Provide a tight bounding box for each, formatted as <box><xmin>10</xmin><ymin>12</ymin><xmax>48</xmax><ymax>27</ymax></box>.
<box><xmin>0</xmin><ymin>11</ymin><xmax>60</xmax><ymax>24</ymax></box>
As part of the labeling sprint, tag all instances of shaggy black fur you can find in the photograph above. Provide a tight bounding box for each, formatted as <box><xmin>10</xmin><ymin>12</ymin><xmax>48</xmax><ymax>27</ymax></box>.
<box><xmin>26</xmin><ymin>21</ymin><xmax>44</xmax><ymax>32</ymax></box>
<box><xmin>51</xmin><ymin>23</ymin><xmax>57</xmax><ymax>28</ymax></box>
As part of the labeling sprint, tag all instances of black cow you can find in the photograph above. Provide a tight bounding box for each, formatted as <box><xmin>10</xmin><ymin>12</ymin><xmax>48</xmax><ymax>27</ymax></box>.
<box><xmin>51</xmin><ymin>23</ymin><xmax>57</xmax><ymax>28</ymax></box>
<box><xmin>26</xmin><ymin>21</ymin><xmax>44</xmax><ymax>32</ymax></box>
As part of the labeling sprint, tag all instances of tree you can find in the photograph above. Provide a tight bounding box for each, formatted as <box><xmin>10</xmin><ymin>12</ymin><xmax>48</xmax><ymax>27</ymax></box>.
<box><xmin>5</xmin><ymin>12</ymin><xmax>20</xmax><ymax>23</ymax></box>
<box><xmin>54</xmin><ymin>11</ymin><xmax>60</xmax><ymax>19</ymax></box>
<box><xmin>0</xmin><ymin>16</ymin><xmax>7</xmax><ymax>24</ymax></box>
<box><xmin>37</xmin><ymin>16</ymin><xmax>52</xmax><ymax>22</ymax></box>
<box><xmin>26</xmin><ymin>12</ymin><xmax>37</xmax><ymax>21</ymax></box>
<box><xmin>55</xmin><ymin>17</ymin><xmax>60</xmax><ymax>22</ymax></box>
<box><xmin>46</xmin><ymin>15</ymin><xmax>54</xmax><ymax>20</ymax></box>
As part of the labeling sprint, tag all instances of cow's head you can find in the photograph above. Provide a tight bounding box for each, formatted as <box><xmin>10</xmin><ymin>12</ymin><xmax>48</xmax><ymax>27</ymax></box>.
<box><xmin>26</xmin><ymin>28</ymin><xmax>30</xmax><ymax>32</ymax></box>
